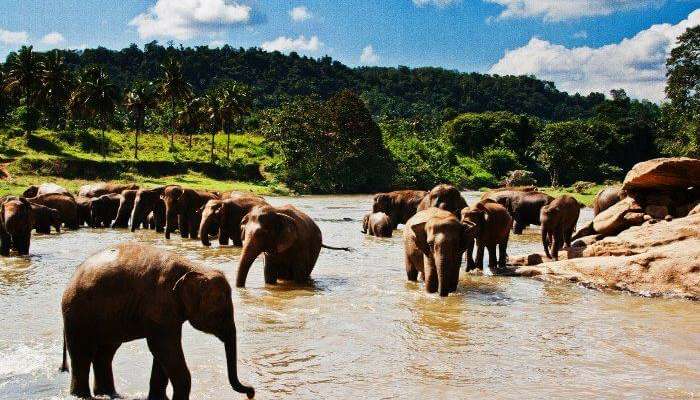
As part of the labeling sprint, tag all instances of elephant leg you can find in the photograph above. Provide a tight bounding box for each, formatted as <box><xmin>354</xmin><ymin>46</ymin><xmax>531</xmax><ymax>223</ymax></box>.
<box><xmin>263</xmin><ymin>260</ymin><xmax>279</xmax><ymax>285</ymax></box>
<box><xmin>188</xmin><ymin>214</ymin><xmax>199</xmax><ymax>240</ymax></box>
<box><xmin>178</xmin><ymin>214</ymin><xmax>189</xmax><ymax>239</ymax></box>
<box><xmin>147</xmin><ymin>334</ymin><xmax>191</xmax><ymax>400</ymax></box>
<box><xmin>221</xmin><ymin>229</ymin><xmax>234</xmax><ymax>246</ymax></box>
<box><xmin>513</xmin><ymin>220</ymin><xmax>526</xmax><ymax>234</ymax></box>
<box><xmin>487</xmin><ymin>245</ymin><xmax>498</xmax><ymax>274</ymax></box>
<box><xmin>67</xmin><ymin>341</ymin><xmax>93</xmax><ymax>399</ymax></box>
<box><xmin>465</xmin><ymin>237</ymin><xmax>475</xmax><ymax>271</ymax></box>
<box><xmin>423</xmin><ymin>257</ymin><xmax>438</xmax><ymax>293</ymax></box>
<box><xmin>1</xmin><ymin>230</ymin><xmax>11</xmax><ymax>256</ymax></box>
<box><xmin>498</xmin><ymin>236</ymin><xmax>509</xmax><ymax>271</ymax></box>
<box><xmin>15</xmin><ymin>234</ymin><xmax>30</xmax><ymax>255</ymax></box>
<box><xmin>564</xmin><ymin>227</ymin><xmax>574</xmax><ymax>248</ymax></box>
<box><xmin>552</xmin><ymin>230</ymin><xmax>563</xmax><ymax>261</ymax></box>
<box><xmin>475</xmin><ymin>244</ymin><xmax>485</xmax><ymax>270</ymax></box>
<box><xmin>147</xmin><ymin>357</ymin><xmax>170</xmax><ymax>400</ymax></box>
<box><xmin>405</xmin><ymin>250</ymin><xmax>421</xmax><ymax>281</ymax></box>
<box><xmin>93</xmin><ymin>343</ymin><xmax>120</xmax><ymax>398</ymax></box>
<box><xmin>542</xmin><ymin>229</ymin><xmax>552</xmax><ymax>259</ymax></box>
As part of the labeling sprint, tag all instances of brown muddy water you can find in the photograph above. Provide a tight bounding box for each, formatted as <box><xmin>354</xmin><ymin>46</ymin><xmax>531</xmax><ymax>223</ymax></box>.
<box><xmin>0</xmin><ymin>193</ymin><xmax>698</xmax><ymax>399</ymax></box>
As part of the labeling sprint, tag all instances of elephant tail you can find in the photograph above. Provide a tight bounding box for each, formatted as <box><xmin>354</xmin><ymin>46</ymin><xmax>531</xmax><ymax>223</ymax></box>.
<box><xmin>322</xmin><ymin>243</ymin><xmax>352</xmax><ymax>252</ymax></box>
<box><xmin>59</xmin><ymin>330</ymin><xmax>69</xmax><ymax>372</ymax></box>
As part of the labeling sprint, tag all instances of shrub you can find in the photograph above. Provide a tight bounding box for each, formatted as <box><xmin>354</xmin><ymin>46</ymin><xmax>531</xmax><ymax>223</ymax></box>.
<box><xmin>479</xmin><ymin>147</ymin><xmax>521</xmax><ymax>179</ymax></box>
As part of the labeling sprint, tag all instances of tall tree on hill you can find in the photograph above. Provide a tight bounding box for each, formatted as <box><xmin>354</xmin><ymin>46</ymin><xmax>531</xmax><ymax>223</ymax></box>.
<box><xmin>38</xmin><ymin>50</ymin><xmax>73</xmax><ymax>130</ymax></box>
<box><xmin>70</xmin><ymin>66</ymin><xmax>120</xmax><ymax>159</ymax></box>
<box><xmin>4</xmin><ymin>46</ymin><xmax>44</xmax><ymax>134</ymax></box>
<box><xmin>178</xmin><ymin>96</ymin><xmax>206</xmax><ymax>150</ymax></box>
<box><xmin>216</xmin><ymin>81</ymin><xmax>252</xmax><ymax>160</ymax></box>
<box><xmin>159</xmin><ymin>57</ymin><xmax>192</xmax><ymax>150</ymax></box>
<box><xmin>125</xmin><ymin>81</ymin><xmax>157</xmax><ymax>159</ymax></box>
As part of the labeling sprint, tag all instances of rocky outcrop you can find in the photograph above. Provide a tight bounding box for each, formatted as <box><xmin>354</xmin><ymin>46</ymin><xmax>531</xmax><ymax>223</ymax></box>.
<box><xmin>509</xmin><ymin>213</ymin><xmax>700</xmax><ymax>300</ymax></box>
<box><xmin>501</xmin><ymin>170</ymin><xmax>536</xmax><ymax>187</ymax></box>
<box><xmin>622</xmin><ymin>157</ymin><xmax>700</xmax><ymax>191</ymax></box>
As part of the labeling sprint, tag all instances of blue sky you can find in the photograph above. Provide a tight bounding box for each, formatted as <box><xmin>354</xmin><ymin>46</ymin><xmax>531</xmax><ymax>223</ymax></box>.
<box><xmin>0</xmin><ymin>0</ymin><xmax>698</xmax><ymax>101</ymax></box>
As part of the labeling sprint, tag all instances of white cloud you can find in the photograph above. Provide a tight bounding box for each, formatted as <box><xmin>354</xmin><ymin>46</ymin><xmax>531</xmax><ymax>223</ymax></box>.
<box><xmin>209</xmin><ymin>39</ymin><xmax>226</xmax><ymax>48</ymax></box>
<box><xmin>572</xmin><ymin>30</ymin><xmax>588</xmax><ymax>39</ymax></box>
<box><xmin>129</xmin><ymin>0</ymin><xmax>252</xmax><ymax>40</ymax></box>
<box><xmin>413</xmin><ymin>0</ymin><xmax>460</xmax><ymax>6</ymax></box>
<box><xmin>261</xmin><ymin>35</ymin><xmax>322</xmax><ymax>54</ymax></box>
<box><xmin>40</xmin><ymin>32</ymin><xmax>65</xmax><ymax>46</ymax></box>
<box><xmin>0</xmin><ymin>29</ymin><xmax>29</xmax><ymax>45</ymax></box>
<box><xmin>486</xmin><ymin>0</ymin><xmax>662</xmax><ymax>21</ymax></box>
<box><xmin>290</xmin><ymin>6</ymin><xmax>312</xmax><ymax>22</ymax></box>
<box><xmin>488</xmin><ymin>9</ymin><xmax>700</xmax><ymax>102</ymax></box>
<box><xmin>360</xmin><ymin>45</ymin><xmax>379</xmax><ymax>64</ymax></box>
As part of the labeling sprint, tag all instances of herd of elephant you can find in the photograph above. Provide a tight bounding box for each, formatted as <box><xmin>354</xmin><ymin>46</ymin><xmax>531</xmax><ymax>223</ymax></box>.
<box><xmin>0</xmin><ymin>180</ymin><xmax>621</xmax><ymax>399</ymax></box>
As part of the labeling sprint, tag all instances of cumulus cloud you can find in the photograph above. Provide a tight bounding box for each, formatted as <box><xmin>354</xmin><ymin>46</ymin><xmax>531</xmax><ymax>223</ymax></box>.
<box><xmin>488</xmin><ymin>9</ymin><xmax>700</xmax><ymax>102</ymax></box>
<box><xmin>129</xmin><ymin>0</ymin><xmax>252</xmax><ymax>40</ymax></box>
<box><xmin>413</xmin><ymin>0</ymin><xmax>460</xmax><ymax>7</ymax></box>
<box><xmin>209</xmin><ymin>39</ymin><xmax>226</xmax><ymax>48</ymax></box>
<box><xmin>0</xmin><ymin>29</ymin><xmax>29</xmax><ymax>45</ymax></box>
<box><xmin>572</xmin><ymin>30</ymin><xmax>588</xmax><ymax>39</ymax></box>
<box><xmin>486</xmin><ymin>0</ymin><xmax>663</xmax><ymax>21</ymax></box>
<box><xmin>290</xmin><ymin>6</ymin><xmax>312</xmax><ymax>22</ymax></box>
<box><xmin>360</xmin><ymin>45</ymin><xmax>379</xmax><ymax>64</ymax></box>
<box><xmin>261</xmin><ymin>35</ymin><xmax>322</xmax><ymax>54</ymax></box>
<box><xmin>40</xmin><ymin>32</ymin><xmax>65</xmax><ymax>46</ymax></box>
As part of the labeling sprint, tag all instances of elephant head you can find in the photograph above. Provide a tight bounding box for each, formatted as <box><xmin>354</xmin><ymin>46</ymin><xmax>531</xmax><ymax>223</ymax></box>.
<box><xmin>22</xmin><ymin>185</ymin><xmax>39</xmax><ymax>198</ymax></box>
<box><xmin>172</xmin><ymin>270</ymin><xmax>255</xmax><ymax>398</ymax></box>
<box><xmin>236</xmin><ymin>206</ymin><xmax>297</xmax><ymax>288</ymax></box>
<box><xmin>424</xmin><ymin>184</ymin><xmax>468</xmax><ymax>216</ymax></box>
<box><xmin>411</xmin><ymin>211</ymin><xmax>474</xmax><ymax>296</ymax></box>
<box><xmin>199</xmin><ymin>199</ymin><xmax>224</xmax><ymax>247</ymax></box>
<box><xmin>162</xmin><ymin>186</ymin><xmax>184</xmax><ymax>239</ymax></box>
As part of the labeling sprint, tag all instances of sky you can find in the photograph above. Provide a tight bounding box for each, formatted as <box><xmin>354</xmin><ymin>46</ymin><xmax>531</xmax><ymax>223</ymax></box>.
<box><xmin>0</xmin><ymin>0</ymin><xmax>698</xmax><ymax>102</ymax></box>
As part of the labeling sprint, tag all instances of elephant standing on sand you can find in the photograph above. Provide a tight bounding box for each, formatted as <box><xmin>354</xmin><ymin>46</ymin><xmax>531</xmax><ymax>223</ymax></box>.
<box><xmin>372</xmin><ymin>190</ymin><xmax>427</xmax><ymax>229</ymax></box>
<box><xmin>404</xmin><ymin>207</ymin><xmax>474</xmax><ymax>296</ymax></box>
<box><xmin>199</xmin><ymin>194</ymin><xmax>269</xmax><ymax>247</ymax></box>
<box><xmin>540</xmin><ymin>195</ymin><xmax>584</xmax><ymax>260</ymax></box>
<box><xmin>60</xmin><ymin>243</ymin><xmax>254</xmax><ymax>399</ymax></box>
<box><xmin>1</xmin><ymin>197</ymin><xmax>34</xmax><ymax>256</ymax></box>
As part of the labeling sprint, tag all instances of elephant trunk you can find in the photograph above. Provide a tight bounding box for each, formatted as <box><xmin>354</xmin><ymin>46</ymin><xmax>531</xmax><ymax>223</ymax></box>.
<box><xmin>165</xmin><ymin>207</ymin><xmax>177</xmax><ymax>239</ymax></box>
<box><xmin>199</xmin><ymin>212</ymin><xmax>215</xmax><ymax>247</ymax></box>
<box><xmin>236</xmin><ymin>239</ymin><xmax>263</xmax><ymax>288</ymax></box>
<box><xmin>130</xmin><ymin>205</ymin><xmax>141</xmax><ymax>232</ymax></box>
<box><xmin>224</xmin><ymin>328</ymin><xmax>255</xmax><ymax>398</ymax></box>
<box><xmin>435</xmin><ymin>251</ymin><xmax>457</xmax><ymax>297</ymax></box>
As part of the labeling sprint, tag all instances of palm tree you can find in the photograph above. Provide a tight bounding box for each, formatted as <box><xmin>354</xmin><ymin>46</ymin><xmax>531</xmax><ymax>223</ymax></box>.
<box><xmin>159</xmin><ymin>57</ymin><xmax>192</xmax><ymax>149</ymax></box>
<box><xmin>125</xmin><ymin>81</ymin><xmax>157</xmax><ymax>159</ymax></box>
<box><xmin>4</xmin><ymin>46</ymin><xmax>43</xmax><ymax>103</ymax></box>
<box><xmin>203</xmin><ymin>90</ymin><xmax>221</xmax><ymax>163</ymax></box>
<box><xmin>38</xmin><ymin>50</ymin><xmax>73</xmax><ymax>129</ymax></box>
<box><xmin>177</xmin><ymin>97</ymin><xmax>206</xmax><ymax>150</ymax></box>
<box><xmin>216</xmin><ymin>81</ymin><xmax>252</xmax><ymax>160</ymax></box>
<box><xmin>70</xmin><ymin>66</ymin><xmax>120</xmax><ymax>159</ymax></box>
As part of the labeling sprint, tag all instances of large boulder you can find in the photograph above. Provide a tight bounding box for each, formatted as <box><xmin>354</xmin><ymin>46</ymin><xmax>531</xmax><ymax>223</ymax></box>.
<box><xmin>622</xmin><ymin>157</ymin><xmax>700</xmax><ymax>191</ymax></box>
<box><xmin>509</xmin><ymin>213</ymin><xmax>700</xmax><ymax>299</ymax></box>
<box><xmin>592</xmin><ymin>196</ymin><xmax>647</xmax><ymax>237</ymax></box>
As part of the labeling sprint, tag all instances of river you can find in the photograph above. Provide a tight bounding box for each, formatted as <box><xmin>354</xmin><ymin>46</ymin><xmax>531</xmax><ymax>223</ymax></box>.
<box><xmin>0</xmin><ymin>193</ymin><xmax>698</xmax><ymax>399</ymax></box>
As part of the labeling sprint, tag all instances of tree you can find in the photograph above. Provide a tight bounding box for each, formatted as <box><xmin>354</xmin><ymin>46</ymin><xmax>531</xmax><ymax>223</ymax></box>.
<box><xmin>125</xmin><ymin>81</ymin><xmax>157</xmax><ymax>159</ymax></box>
<box><xmin>70</xmin><ymin>66</ymin><xmax>120</xmax><ymax>158</ymax></box>
<box><xmin>159</xmin><ymin>57</ymin><xmax>192</xmax><ymax>149</ymax></box>
<box><xmin>38</xmin><ymin>50</ymin><xmax>73</xmax><ymax>129</ymax></box>
<box><xmin>177</xmin><ymin>97</ymin><xmax>206</xmax><ymax>150</ymax></box>
<box><xmin>202</xmin><ymin>89</ymin><xmax>223</xmax><ymax>163</ymax></box>
<box><xmin>4</xmin><ymin>46</ymin><xmax>44</xmax><ymax>133</ymax></box>
<box><xmin>532</xmin><ymin>120</ymin><xmax>598</xmax><ymax>186</ymax></box>
<box><xmin>215</xmin><ymin>81</ymin><xmax>252</xmax><ymax>160</ymax></box>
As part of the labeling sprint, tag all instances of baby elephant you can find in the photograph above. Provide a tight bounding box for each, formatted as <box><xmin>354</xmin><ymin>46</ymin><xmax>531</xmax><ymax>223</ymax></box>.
<box><xmin>540</xmin><ymin>195</ymin><xmax>585</xmax><ymax>260</ymax></box>
<box><xmin>61</xmin><ymin>243</ymin><xmax>254</xmax><ymax>399</ymax></box>
<box><xmin>1</xmin><ymin>197</ymin><xmax>34</xmax><ymax>256</ymax></box>
<box><xmin>461</xmin><ymin>201</ymin><xmax>513</xmax><ymax>274</ymax></box>
<box><xmin>362</xmin><ymin>212</ymin><xmax>392</xmax><ymax>238</ymax></box>
<box><xmin>404</xmin><ymin>208</ymin><xmax>473</xmax><ymax>296</ymax></box>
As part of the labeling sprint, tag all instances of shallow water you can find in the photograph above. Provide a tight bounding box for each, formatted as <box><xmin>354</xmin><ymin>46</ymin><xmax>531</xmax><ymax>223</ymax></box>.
<box><xmin>1</xmin><ymin>192</ymin><xmax>698</xmax><ymax>399</ymax></box>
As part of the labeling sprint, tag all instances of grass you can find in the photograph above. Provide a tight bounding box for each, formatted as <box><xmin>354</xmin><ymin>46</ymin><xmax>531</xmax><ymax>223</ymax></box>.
<box><xmin>540</xmin><ymin>185</ymin><xmax>606</xmax><ymax>207</ymax></box>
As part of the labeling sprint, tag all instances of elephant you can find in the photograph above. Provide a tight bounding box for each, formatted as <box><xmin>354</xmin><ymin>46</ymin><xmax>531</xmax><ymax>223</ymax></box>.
<box><xmin>593</xmin><ymin>186</ymin><xmax>623</xmax><ymax>216</ymax></box>
<box><xmin>60</xmin><ymin>243</ymin><xmax>255</xmax><ymax>399</ymax></box>
<box><xmin>27</xmin><ymin>193</ymin><xmax>79</xmax><ymax>230</ymax></box>
<box><xmin>361</xmin><ymin>212</ymin><xmax>392</xmax><ymax>238</ymax></box>
<box><xmin>403</xmin><ymin>207</ymin><xmax>474</xmax><ymax>296</ymax></box>
<box><xmin>111</xmin><ymin>190</ymin><xmax>137</xmax><ymax>229</ymax></box>
<box><xmin>372</xmin><ymin>190</ymin><xmax>427</xmax><ymax>229</ymax></box>
<box><xmin>75</xmin><ymin>196</ymin><xmax>92</xmax><ymax>227</ymax></box>
<box><xmin>540</xmin><ymin>195</ymin><xmax>585</xmax><ymax>260</ymax></box>
<box><xmin>31</xmin><ymin>203</ymin><xmax>62</xmax><ymax>234</ymax></box>
<box><xmin>461</xmin><ymin>201</ymin><xmax>513</xmax><ymax>273</ymax></box>
<box><xmin>90</xmin><ymin>194</ymin><xmax>121</xmax><ymax>228</ymax></box>
<box><xmin>78</xmin><ymin>182</ymin><xmax>139</xmax><ymax>198</ymax></box>
<box><xmin>23</xmin><ymin>183</ymin><xmax>71</xmax><ymax>198</ymax></box>
<box><xmin>199</xmin><ymin>194</ymin><xmax>269</xmax><ymax>247</ymax></box>
<box><xmin>237</xmin><ymin>205</ymin><xmax>349</xmax><ymax>287</ymax></box>
<box><xmin>481</xmin><ymin>190</ymin><xmax>553</xmax><ymax>234</ymax></box>
<box><xmin>163</xmin><ymin>187</ymin><xmax>220</xmax><ymax>240</ymax></box>
<box><xmin>131</xmin><ymin>186</ymin><xmax>175</xmax><ymax>233</ymax></box>
<box><xmin>416</xmin><ymin>184</ymin><xmax>468</xmax><ymax>217</ymax></box>
<box><xmin>1</xmin><ymin>197</ymin><xmax>34</xmax><ymax>256</ymax></box>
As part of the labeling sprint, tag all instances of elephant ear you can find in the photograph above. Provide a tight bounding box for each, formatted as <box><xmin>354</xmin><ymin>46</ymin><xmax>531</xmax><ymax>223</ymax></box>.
<box><xmin>460</xmin><ymin>220</ymin><xmax>477</xmax><ymax>250</ymax></box>
<box><xmin>410</xmin><ymin>221</ymin><xmax>430</xmax><ymax>256</ymax></box>
<box><xmin>173</xmin><ymin>271</ymin><xmax>205</xmax><ymax>320</ymax></box>
<box><xmin>274</xmin><ymin>213</ymin><xmax>297</xmax><ymax>254</ymax></box>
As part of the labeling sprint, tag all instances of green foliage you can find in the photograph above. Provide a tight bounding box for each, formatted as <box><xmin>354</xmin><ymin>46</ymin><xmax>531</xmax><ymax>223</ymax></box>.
<box><xmin>442</xmin><ymin>111</ymin><xmax>537</xmax><ymax>157</ymax></box>
<box><xmin>10</xmin><ymin>105</ymin><xmax>40</xmax><ymax>134</ymax></box>
<box><xmin>479</xmin><ymin>147</ymin><xmax>520</xmax><ymax>180</ymax></box>
<box><xmin>532</xmin><ymin>120</ymin><xmax>598</xmax><ymax>187</ymax></box>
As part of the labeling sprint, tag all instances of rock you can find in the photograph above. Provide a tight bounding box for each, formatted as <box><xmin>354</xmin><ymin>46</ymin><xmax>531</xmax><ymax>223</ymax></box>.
<box><xmin>572</xmin><ymin>181</ymin><xmax>595</xmax><ymax>193</ymax></box>
<box><xmin>690</xmin><ymin>203</ymin><xmax>700</xmax><ymax>216</ymax></box>
<box><xmin>622</xmin><ymin>157</ymin><xmax>700</xmax><ymax>191</ymax></box>
<box><xmin>645</xmin><ymin>205</ymin><xmax>669</xmax><ymax>219</ymax></box>
<box><xmin>510</xmin><ymin>213</ymin><xmax>700</xmax><ymax>300</ymax></box>
<box><xmin>501</xmin><ymin>170</ymin><xmax>536</xmax><ymax>187</ymax></box>
<box><xmin>592</xmin><ymin>197</ymin><xmax>645</xmax><ymax>237</ymax></box>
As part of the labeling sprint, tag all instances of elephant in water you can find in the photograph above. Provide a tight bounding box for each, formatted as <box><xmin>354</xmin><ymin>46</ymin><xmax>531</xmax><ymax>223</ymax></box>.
<box><xmin>461</xmin><ymin>201</ymin><xmax>513</xmax><ymax>273</ymax></box>
<box><xmin>60</xmin><ymin>243</ymin><xmax>254</xmax><ymax>399</ymax></box>
<box><xmin>417</xmin><ymin>184</ymin><xmax>468</xmax><ymax>217</ymax></box>
<box><xmin>1</xmin><ymin>197</ymin><xmax>34</xmax><ymax>256</ymax></box>
<box><xmin>199</xmin><ymin>194</ymin><xmax>269</xmax><ymax>247</ymax></box>
<box><xmin>372</xmin><ymin>190</ymin><xmax>427</xmax><ymax>229</ymax></box>
<box><xmin>362</xmin><ymin>212</ymin><xmax>392</xmax><ymax>238</ymax></box>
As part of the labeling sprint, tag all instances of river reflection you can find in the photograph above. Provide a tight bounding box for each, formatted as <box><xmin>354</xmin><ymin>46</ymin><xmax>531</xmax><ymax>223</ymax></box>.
<box><xmin>0</xmin><ymin>193</ymin><xmax>698</xmax><ymax>399</ymax></box>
